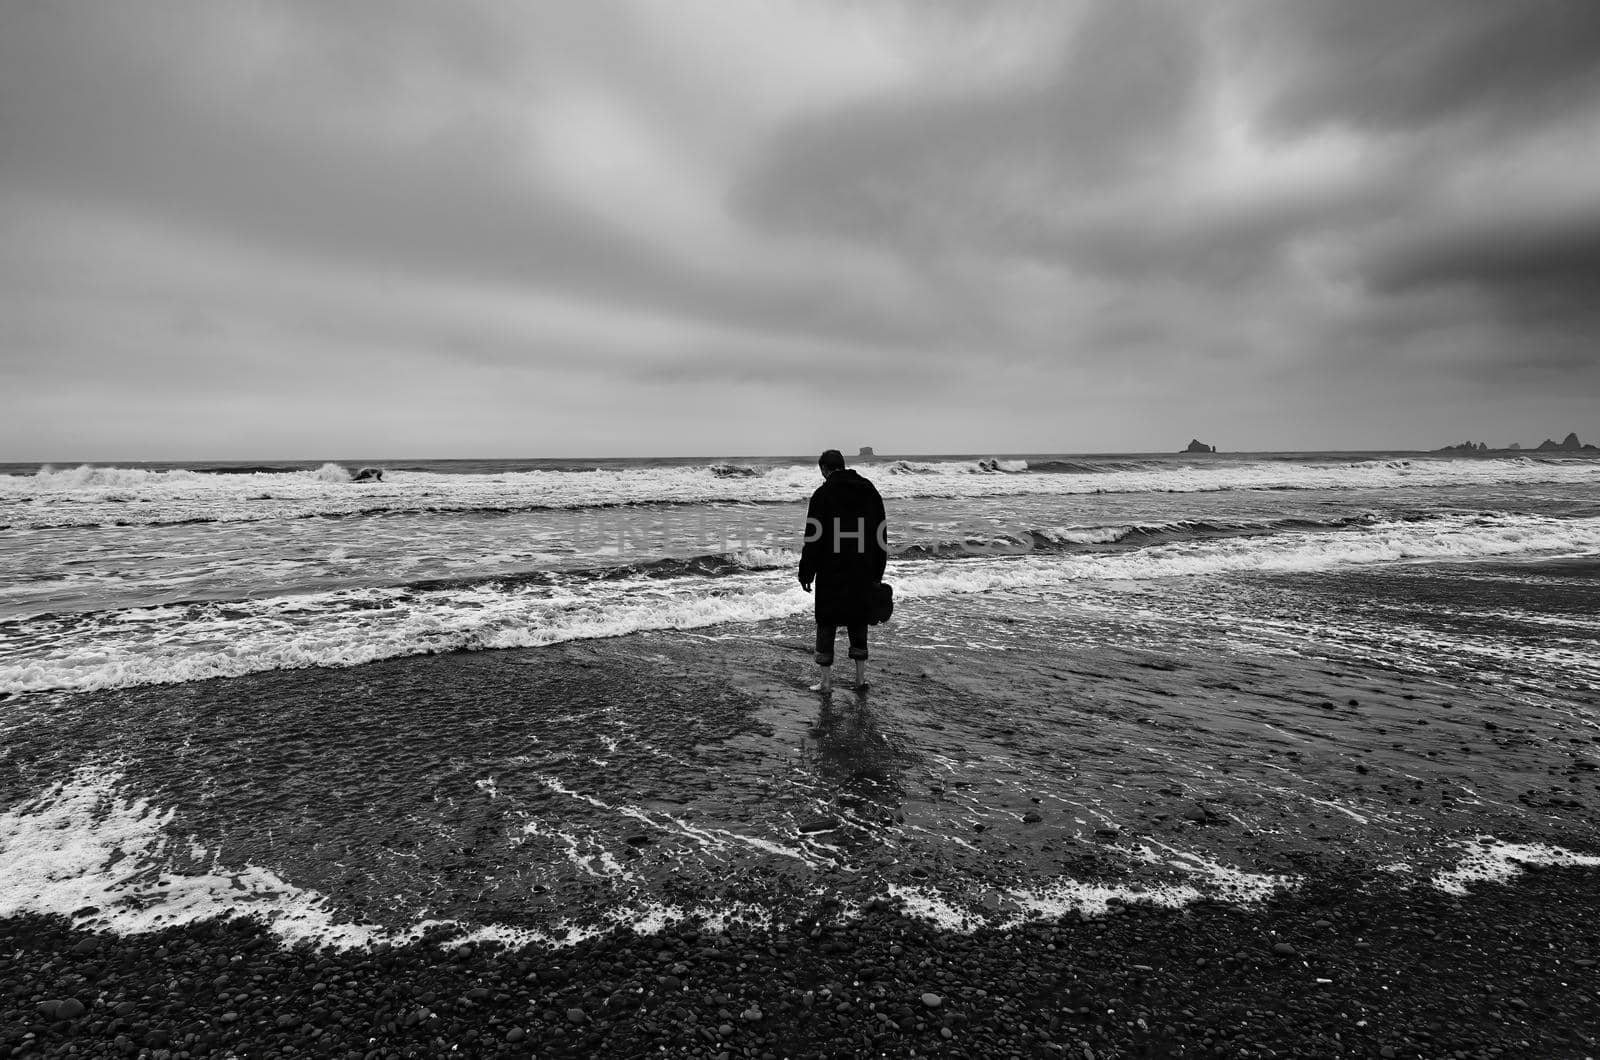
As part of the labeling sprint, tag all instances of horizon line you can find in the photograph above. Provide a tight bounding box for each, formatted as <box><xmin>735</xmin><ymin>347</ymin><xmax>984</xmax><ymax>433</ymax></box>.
<box><xmin>5</xmin><ymin>443</ymin><xmax>1595</xmax><ymax>466</ymax></box>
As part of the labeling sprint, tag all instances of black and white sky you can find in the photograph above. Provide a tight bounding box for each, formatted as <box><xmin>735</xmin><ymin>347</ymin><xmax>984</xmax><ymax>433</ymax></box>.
<box><xmin>3</xmin><ymin>0</ymin><xmax>1598</xmax><ymax>458</ymax></box>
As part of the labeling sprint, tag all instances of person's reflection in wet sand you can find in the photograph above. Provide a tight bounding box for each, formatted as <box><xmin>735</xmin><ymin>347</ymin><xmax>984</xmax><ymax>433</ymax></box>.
<box><xmin>799</xmin><ymin>690</ymin><xmax>907</xmax><ymax>828</ymax></box>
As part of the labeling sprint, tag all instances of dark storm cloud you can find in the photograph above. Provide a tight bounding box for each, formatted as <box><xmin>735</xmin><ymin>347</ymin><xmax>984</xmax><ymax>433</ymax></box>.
<box><xmin>1237</xmin><ymin>1</ymin><xmax>1600</xmax><ymax>354</ymax></box>
<box><xmin>1370</xmin><ymin>217</ymin><xmax>1600</xmax><ymax>304</ymax></box>
<box><xmin>741</xmin><ymin>1</ymin><xmax>1600</xmax><ymax>296</ymax></box>
<box><xmin>1360</xmin><ymin>213</ymin><xmax>1600</xmax><ymax>387</ymax></box>
<box><xmin>1240</xmin><ymin>0</ymin><xmax>1600</xmax><ymax>138</ymax></box>
<box><xmin>733</xmin><ymin>1</ymin><xmax>1600</xmax><ymax>403</ymax></box>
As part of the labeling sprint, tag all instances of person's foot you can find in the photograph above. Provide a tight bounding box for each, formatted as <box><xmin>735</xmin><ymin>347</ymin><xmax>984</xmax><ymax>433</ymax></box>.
<box><xmin>809</xmin><ymin>680</ymin><xmax>833</xmax><ymax>694</ymax></box>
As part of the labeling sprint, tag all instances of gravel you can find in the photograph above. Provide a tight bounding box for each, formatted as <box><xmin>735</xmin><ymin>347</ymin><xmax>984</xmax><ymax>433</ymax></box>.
<box><xmin>3</xmin><ymin>864</ymin><xmax>1599</xmax><ymax>1058</ymax></box>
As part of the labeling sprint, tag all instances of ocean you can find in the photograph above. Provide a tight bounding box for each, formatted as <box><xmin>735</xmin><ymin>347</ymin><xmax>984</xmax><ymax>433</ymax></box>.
<box><xmin>3</xmin><ymin>451</ymin><xmax>1599</xmax><ymax>950</ymax></box>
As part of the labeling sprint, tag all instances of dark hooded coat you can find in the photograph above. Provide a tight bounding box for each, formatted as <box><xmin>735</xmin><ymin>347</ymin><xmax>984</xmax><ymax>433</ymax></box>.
<box><xmin>798</xmin><ymin>468</ymin><xmax>888</xmax><ymax>627</ymax></box>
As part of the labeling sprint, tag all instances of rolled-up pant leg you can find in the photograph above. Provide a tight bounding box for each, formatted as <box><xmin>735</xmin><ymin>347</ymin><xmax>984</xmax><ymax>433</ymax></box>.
<box><xmin>815</xmin><ymin>623</ymin><xmax>870</xmax><ymax>666</ymax></box>
<box><xmin>814</xmin><ymin>624</ymin><xmax>836</xmax><ymax>666</ymax></box>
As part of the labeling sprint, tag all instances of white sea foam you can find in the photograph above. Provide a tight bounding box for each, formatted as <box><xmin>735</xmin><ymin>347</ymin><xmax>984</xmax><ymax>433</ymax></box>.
<box><xmin>1003</xmin><ymin>881</ymin><xmax>1197</xmax><ymax>919</ymax></box>
<box><xmin>8</xmin><ymin>772</ymin><xmax>1600</xmax><ymax>952</ymax></box>
<box><xmin>1432</xmin><ymin>838</ymin><xmax>1600</xmax><ymax>895</ymax></box>
<box><xmin>882</xmin><ymin>460</ymin><xmax>941</xmax><ymax>475</ymax></box>
<box><xmin>0</xmin><ymin>763</ymin><xmax>1292</xmax><ymax>943</ymax></box>
<box><xmin>1036</xmin><ymin>524</ymin><xmax>1138</xmax><ymax>545</ymax></box>
<box><xmin>885</xmin><ymin>885</ymin><xmax>989</xmax><ymax>931</ymax></box>
<box><xmin>0</xmin><ymin>768</ymin><xmax>774</xmax><ymax>951</ymax></box>
<box><xmin>24</xmin><ymin>464</ymin><xmax>206</xmax><ymax>490</ymax></box>
<box><xmin>892</xmin><ymin>512</ymin><xmax>1600</xmax><ymax>601</ymax></box>
<box><xmin>4</xmin><ymin>512</ymin><xmax>1598</xmax><ymax>695</ymax></box>
<box><xmin>889</xmin><ymin>854</ymin><xmax>1295</xmax><ymax>932</ymax></box>
<box><xmin>1137</xmin><ymin>844</ymin><xmax>1298</xmax><ymax>903</ymax></box>
<box><xmin>6</xmin><ymin>456</ymin><xmax>1599</xmax><ymax>529</ymax></box>
<box><xmin>0</xmin><ymin>767</ymin><xmax>389</xmax><ymax>948</ymax></box>
<box><xmin>726</xmin><ymin>546</ymin><xmax>798</xmax><ymax>569</ymax></box>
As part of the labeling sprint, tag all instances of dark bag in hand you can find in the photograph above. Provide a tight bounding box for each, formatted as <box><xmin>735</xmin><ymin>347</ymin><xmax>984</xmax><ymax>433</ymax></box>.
<box><xmin>869</xmin><ymin>582</ymin><xmax>894</xmax><ymax>625</ymax></box>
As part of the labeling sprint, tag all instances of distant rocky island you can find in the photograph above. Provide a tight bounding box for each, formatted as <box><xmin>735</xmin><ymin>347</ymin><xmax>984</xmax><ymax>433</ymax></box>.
<box><xmin>1536</xmin><ymin>432</ymin><xmax>1595</xmax><ymax>451</ymax></box>
<box><xmin>1183</xmin><ymin>439</ymin><xmax>1217</xmax><ymax>453</ymax></box>
<box><xmin>1436</xmin><ymin>432</ymin><xmax>1594</xmax><ymax>453</ymax></box>
<box><xmin>858</xmin><ymin>446</ymin><xmax>875</xmax><ymax>458</ymax></box>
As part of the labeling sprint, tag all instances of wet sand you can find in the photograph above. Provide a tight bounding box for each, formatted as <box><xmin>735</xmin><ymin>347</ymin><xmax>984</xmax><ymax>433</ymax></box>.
<box><xmin>6</xmin><ymin>616</ymin><xmax>1599</xmax><ymax>934</ymax></box>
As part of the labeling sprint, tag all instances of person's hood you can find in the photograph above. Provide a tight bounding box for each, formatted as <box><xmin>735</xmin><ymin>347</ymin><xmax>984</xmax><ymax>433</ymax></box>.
<box><xmin>823</xmin><ymin>468</ymin><xmax>875</xmax><ymax>495</ymax></box>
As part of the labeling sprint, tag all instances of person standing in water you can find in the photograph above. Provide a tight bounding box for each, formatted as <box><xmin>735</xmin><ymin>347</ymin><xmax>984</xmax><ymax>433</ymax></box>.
<box><xmin>799</xmin><ymin>449</ymin><xmax>888</xmax><ymax>694</ymax></box>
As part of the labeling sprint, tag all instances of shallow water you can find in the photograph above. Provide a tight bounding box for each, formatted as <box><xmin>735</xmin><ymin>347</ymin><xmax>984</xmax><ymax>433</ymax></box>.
<box><xmin>3</xmin><ymin>453</ymin><xmax>1599</xmax><ymax>948</ymax></box>
<box><xmin>2</xmin><ymin>563</ymin><xmax>1597</xmax><ymax>949</ymax></box>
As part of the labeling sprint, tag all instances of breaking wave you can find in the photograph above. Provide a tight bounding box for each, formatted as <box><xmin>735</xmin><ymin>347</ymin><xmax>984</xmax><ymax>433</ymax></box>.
<box><xmin>707</xmin><ymin>463</ymin><xmax>763</xmax><ymax>478</ymax></box>
<box><xmin>6</xmin><ymin>456</ymin><xmax>1599</xmax><ymax>530</ymax></box>
<box><xmin>5</xmin><ymin>511</ymin><xmax>1597</xmax><ymax>697</ymax></box>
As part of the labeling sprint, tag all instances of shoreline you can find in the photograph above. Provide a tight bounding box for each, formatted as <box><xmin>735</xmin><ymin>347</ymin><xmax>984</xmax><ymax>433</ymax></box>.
<box><xmin>5</xmin><ymin>606</ymin><xmax>1600</xmax><ymax>947</ymax></box>
<box><xmin>6</xmin><ymin>861</ymin><xmax>1600</xmax><ymax>1058</ymax></box>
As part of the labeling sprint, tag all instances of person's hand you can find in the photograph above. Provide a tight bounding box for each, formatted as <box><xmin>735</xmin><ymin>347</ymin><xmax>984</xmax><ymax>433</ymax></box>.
<box><xmin>799</xmin><ymin>578</ymin><xmax>812</xmax><ymax>592</ymax></box>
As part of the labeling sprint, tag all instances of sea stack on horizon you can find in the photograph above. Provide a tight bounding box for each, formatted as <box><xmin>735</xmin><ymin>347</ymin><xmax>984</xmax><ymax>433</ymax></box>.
<box><xmin>858</xmin><ymin>446</ymin><xmax>875</xmax><ymax>458</ymax></box>
<box><xmin>1184</xmin><ymin>439</ymin><xmax>1217</xmax><ymax>453</ymax></box>
<box><xmin>1535</xmin><ymin>432</ymin><xmax>1595</xmax><ymax>451</ymax></box>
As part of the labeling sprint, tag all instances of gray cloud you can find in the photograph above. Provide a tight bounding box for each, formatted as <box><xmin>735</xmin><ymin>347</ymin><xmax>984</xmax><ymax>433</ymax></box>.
<box><xmin>1240</xmin><ymin>0</ymin><xmax>1600</xmax><ymax>138</ymax></box>
<box><xmin>1369</xmin><ymin>216</ymin><xmax>1600</xmax><ymax>304</ymax></box>
<box><xmin>1361</xmin><ymin>214</ymin><xmax>1600</xmax><ymax>385</ymax></box>
<box><xmin>0</xmin><ymin>1</ymin><xmax>945</xmax><ymax>358</ymax></box>
<box><xmin>2</xmin><ymin>0</ymin><xmax>1597</xmax><ymax>457</ymax></box>
<box><xmin>737</xmin><ymin>3</ymin><xmax>1210</xmax><ymax>257</ymax></box>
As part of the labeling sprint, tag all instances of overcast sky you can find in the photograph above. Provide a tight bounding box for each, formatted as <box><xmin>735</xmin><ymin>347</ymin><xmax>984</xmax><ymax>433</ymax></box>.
<box><xmin>3</xmin><ymin>0</ymin><xmax>1598</xmax><ymax>459</ymax></box>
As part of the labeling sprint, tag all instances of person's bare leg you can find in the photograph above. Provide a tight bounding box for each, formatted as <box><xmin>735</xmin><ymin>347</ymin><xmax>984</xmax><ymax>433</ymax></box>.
<box><xmin>853</xmin><ymin>659</ymin><xmax>867</xmax><ymax>690</ymax></box>
<box><xmin>810</xmin><ymin>665</ymin><xmax>833</xmax><ymax>694</ymax></box>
